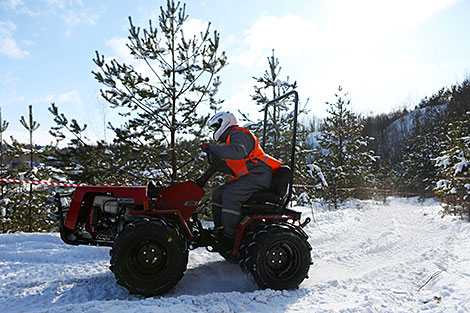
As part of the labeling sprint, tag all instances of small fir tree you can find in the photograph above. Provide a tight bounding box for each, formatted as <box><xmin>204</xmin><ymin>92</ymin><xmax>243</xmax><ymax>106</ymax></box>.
<box><xmin>394</xmin><ymin>112</ymin><xmax>446</xmax><ymax>197</ymax></box>
<box><xmin>435</xmin><ymin>112</ymin><xmax>470</xmax><ymax>219</ymax></box>
<box><xmin>250</xmin><ymin>49</ymin><xmax>298</xmax><ymax>159</ymax></box>
<box><xmin>0</xmin><ymin>108</ymin><xmax>9</xmax><ymax>232</ymax></box>
<box><xmin>311</xmin><ymin>86</ymin><xmax>376</xmax><ymax>209</ymax></box>
<box><xmin>0</xmin><ymin>107</ymin><xmax>8</xmax><ymax>193</ymax></box>
<box><xmin>93</xmin><ymin>0</ymin><xmax>227</xmax><ymax>183</ymax></box>
<box><xmin>2</xmin><ymin>137</ymin><xmax>57</xmax><ymax>233</ymax></box>
<box><xmin>19</xmin><ymin>105</ymin><xmax>40</xmax><ymax>232</ymax></box>
<box><xmin>48</xmin><ymin>103</ymin><xmax>149</xmax><ymax>185</ymax></box>
<box><xmin>243</xmin><ymin>50</ymin><xmax>310</xmax><ymax>196</ymax></box>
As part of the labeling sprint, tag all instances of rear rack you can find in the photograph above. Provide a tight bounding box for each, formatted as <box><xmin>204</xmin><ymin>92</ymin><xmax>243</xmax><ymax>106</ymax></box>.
<box><xmin>52</xmin><ymin>192</ymin><xmax>76</xmax><ymax>246</ymax></box>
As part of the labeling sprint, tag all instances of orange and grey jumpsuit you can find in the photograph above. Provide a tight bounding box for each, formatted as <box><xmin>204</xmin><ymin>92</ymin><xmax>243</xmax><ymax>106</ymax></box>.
<box><xmin>208</xmin><ymin>125</ymin><xmax>281</xmax><ymax>238</ymax></box>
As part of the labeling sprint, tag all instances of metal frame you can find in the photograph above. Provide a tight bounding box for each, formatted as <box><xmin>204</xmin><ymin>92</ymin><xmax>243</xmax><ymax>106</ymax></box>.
<box><xmin>261</xmin><ymin>90</ymin><xmax>299</xmax><ymax>202</ymax></box>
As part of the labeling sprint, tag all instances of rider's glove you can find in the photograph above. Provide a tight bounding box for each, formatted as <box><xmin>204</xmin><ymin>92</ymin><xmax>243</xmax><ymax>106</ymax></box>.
<box><xmin>201</xmin><ymin>143</ymin><xmax>210</xmax><ymax>152</ymax></box>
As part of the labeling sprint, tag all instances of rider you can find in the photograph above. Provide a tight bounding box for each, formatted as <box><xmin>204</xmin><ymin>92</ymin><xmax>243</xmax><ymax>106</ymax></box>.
<box><xmin>202</xmin><ymin>112</ymin><xmax>281</xmax><ymax>251</ymax></box>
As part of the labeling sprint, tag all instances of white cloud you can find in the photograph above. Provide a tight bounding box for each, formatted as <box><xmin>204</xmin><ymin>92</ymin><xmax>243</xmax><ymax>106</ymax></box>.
<box><xmin>56</xmin><ymin>90</ymin><xmax>82</xmax><ymax>105</ymax></box>
<box><xmin>0</xmin><ymin>21</ymin><xmax>29</xmax><ymax>58</ymax></box>
<box><xmin>60</xmin><ymin>6</ymin><xmax>99</xmax><ymax>30</ymax></box>
<box><xmin>105</xmin><ymin>37</ymin><xmax>132</xmax><ymax>63</ymax></box>
<box><xmin>0</xmin><ymin>0</ymin><xmax>35</xmax><ymax>16</ymax></box>
<box><xmin>324</xmin><ymin>0</ymin><xmax>457</xmax><ymax>32</ymax></box>
<box><xmin>228</xmin><ymin>0</ymin><xmax>457</xmax><ymax>69</ymax></box>
<box><xmin>222</xmin><ymin>0</ymin><xmax>459</xmax><ymax>117</ymax></box>
<box><xmin>227</xmin><ymin>14</ymin><xmax>318</xmax><ymax>68</ymax></box>
<box><xmin>35</xmin><ymin>90</ymin><xmax>83</xmax><ymax>107</ymax></box>
<box><xmin>21</xmin><ymin>39</ymin><xmax>35</xmax><ymax>46</ymax></box>
<box><xmin>3</xmin><ymin>129</ymin><xmax>56</xmax><ymax>146</ymax></box>
<box><xmin>225</xmin><ymin>82</ymin><xmax>259</xmax><ymax>120</ymax></box>
<box><xmin>319</xmin><ymin>0</ymin><xmax>458</xmax><ymax>52</ymax></box>
<box><xmin>0</xmin><ymin>71</ymin><xmax>24</xmax><ymax>103</ymax></box>
<box><xmin>182</xmin><ymin>18</ymin><xmax>209</xmax><ymax>41</ymax></box>
<box><xmin>1</xmin><ymin>0</ymin><xmax>99</xmax><ymax>35</ymax></box>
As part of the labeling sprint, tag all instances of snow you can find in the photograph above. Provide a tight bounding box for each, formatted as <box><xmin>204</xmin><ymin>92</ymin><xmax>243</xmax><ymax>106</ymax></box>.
<box><xmin>1</xmin><ymin>198</ymin><xmax>470</xmax><ymax>312</ymax></box>
<box><xmin>307</xmin><ymin>163</ymin><xmax>328</xmax><ymax>187</ymax></box>
<box><xmin>436</xmin><ymin>155</ymin><xmax>451</xmax><ymax>169</ymax></box>
<box><xmin>306</xmin><ymin>132</ymin><xmax>322</xmax><ymax>149</ymax></box>
<box><xmin>454</xmin><ymin>154</ymin><xmax>468</xmax><ymax>174</ymax></box>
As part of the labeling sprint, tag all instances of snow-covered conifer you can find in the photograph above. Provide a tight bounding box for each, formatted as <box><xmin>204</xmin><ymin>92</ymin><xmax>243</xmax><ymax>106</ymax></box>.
<box><xmin>245</xmin><ymin>50</ymin><xmax>310</xmax><ymax>192</ymax></box>
<box><xmin>394</xmin><ymin>110</ymin><xmax>446</xmax><ymax>197</ymax></box>
<box><xmin>310</xmin><ymin>86</ymin><xmax>376</xmax><ymax>208</ymax></box>
<box><xmin>435</xmin><ymin>112</ymin><xmax>470</xmax><ymax>219</ymax></box>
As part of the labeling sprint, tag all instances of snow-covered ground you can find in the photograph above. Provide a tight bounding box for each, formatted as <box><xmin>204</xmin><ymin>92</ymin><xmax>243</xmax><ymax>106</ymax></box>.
<box><xmin>1</xmin><ymin>198</ymin><xmax>469</xmax><ymax>313</ymax></box>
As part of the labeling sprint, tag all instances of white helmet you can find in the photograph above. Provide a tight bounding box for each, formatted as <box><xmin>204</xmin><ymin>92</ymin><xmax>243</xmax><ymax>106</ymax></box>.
<box><xmin>208</xmin><ymin>111</ymin><xmax>237</xmax><ymax>141</ymax></box>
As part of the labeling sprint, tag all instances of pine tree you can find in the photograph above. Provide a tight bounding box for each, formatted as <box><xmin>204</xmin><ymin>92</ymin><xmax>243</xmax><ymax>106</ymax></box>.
<box><xmin>250</xmin><ymin>50</ymin><xmax>298</xmax><ymax>159</ymax></box>
<box><xmin>48</xmin><ymin>103</ymin><xmax>146</xmax><ymax>185</ymax></box>
<box><xmin>48</xmin><ymin>102</ymin><xmax>188</xmax><ymax>186</ymax></box>
<box><xmin>311</xmin><ymin>86</ymin><xmax>376</xmax><ymax>208</ymax></box>
<box><xmin>373</xmin><ymin>160</ymin><xmax>395</xmax><ymax>203</ymax></box>
<box><xmin>243</xmin><ymin>50</ymin><xmax>311</xmax><ymax>195</ymax></box>
<box><xmin>435</xmin><ymin>112</ymin><xmax>470</xmax><ymax>219</ymax></box>
<box><xmin>93</xmin><ymin>0</ymin><xmax>227</xmax><ymax>183</ymax></box>
<box><xmin>394</xmin><ymin>110</ymin><xmax>446</xmax><ymax>197</ymax></box>
<box><xmin>0</xmin><ymin>108</ymin><xmax>9</xmax><ymax>232</ymax></box>
<box><xmin>0</xmin><ymin>108</ymin><xmax>8</xmax><ymax>190</ymax></box>
<box><xmin>1</xmin><ymin>137</ymin><xmax>57</xmax><ymax>233</ymax></box>
<box><xmin>19</xmin><ymin>105</ymin><xmax>40</xmax><ymax>232</ymax></box>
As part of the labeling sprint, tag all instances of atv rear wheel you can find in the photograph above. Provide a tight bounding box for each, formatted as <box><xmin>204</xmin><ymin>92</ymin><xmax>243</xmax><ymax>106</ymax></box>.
<box><xmin>240</xmin><ymin>223</ymin><xmax>311</xmax><ymax>290</ymax></box>
<box><xmin>110</xmin><ymin>218</ymin><xmax>188</xmax><ymax>296</ymax></box>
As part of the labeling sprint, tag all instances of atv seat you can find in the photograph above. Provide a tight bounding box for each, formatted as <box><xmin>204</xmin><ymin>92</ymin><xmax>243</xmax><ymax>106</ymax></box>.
<box><xmin>242</xmin><ymin>165</ymin><xmax>292</xmax><ymax>215</ymax></box>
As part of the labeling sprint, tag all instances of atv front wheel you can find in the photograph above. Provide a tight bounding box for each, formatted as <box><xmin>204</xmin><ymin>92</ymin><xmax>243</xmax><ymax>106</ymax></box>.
<box><xmin>110</xmin><ymin>218</ymin><xmax>188</xmax><ymax>296</ymax></box>
<box><xmin>240</xmin><ymin>223</ymin><xmax>312</xmax><ymax>290</ymax></box>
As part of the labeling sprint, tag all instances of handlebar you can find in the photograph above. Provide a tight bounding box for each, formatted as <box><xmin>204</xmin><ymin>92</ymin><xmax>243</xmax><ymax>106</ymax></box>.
<box><xmin>194</xmin><ymin>149</ymin><xmax>234</xmax><ymax>188</ymax></box>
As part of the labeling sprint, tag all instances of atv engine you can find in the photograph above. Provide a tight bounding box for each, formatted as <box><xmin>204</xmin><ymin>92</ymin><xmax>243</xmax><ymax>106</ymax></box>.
<box><xmin>72</xmin><ymin>194</ymin><xmax>132</xmax><ymax>242</ymax></box>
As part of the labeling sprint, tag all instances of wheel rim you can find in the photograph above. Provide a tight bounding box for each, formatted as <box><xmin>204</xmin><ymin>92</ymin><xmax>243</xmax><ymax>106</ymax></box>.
<box><xmin>128</xmin><ymin>240</ymin><xmax>169</xmax><ymax>281</ymax></box>
<box><xmin>263</xmin><ymin>239</ymin><xmax>301</xmax><ymax>281</ymax></box>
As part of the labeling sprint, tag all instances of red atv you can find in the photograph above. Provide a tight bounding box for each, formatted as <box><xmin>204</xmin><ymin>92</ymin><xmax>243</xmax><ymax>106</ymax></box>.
<box><xmin>54</xmin><ymin>91</ymin><xmax>312</xmax><ymax>296</ymax></box>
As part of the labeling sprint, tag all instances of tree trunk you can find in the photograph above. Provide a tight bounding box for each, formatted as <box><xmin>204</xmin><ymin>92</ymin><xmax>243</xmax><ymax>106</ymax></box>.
<box><xmin>0</xmin><ymin>108</ymin><xmax>4</xmax><ymax>199</ymax></box>
<box><xmin>29</xmin><ymin>106</ymin><xmax>33</xmax><ymax>232</ymax></box>
<box><xmin>170</xmin><ymin>18</ymin><xmax>177</xmax><ymax>184</ymax></box>
<box><xmin>272</xmin><ymin>85</ymin><xmax>278</xmax><ymax>158</ymax></box>
<box><xmin>170</xmin><ymin>127</ymin><xmax>176</xmax><ymax>183</ymax></box>
<box><xmin>0</xmin><ymin>131</ymin><xmax>3</xmax><ymax>199</ymax></box>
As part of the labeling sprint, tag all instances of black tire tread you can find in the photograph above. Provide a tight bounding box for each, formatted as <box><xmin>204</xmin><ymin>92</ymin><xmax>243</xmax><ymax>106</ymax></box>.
<box><xmin>110</xmin><ymin>218</ymin><xmax>188</xmax><ymax>296</ymax></box>
<box><xmin>240</xmin><ymin>222</ymin><xmax>312</xmax><ymax>290</ymax></box>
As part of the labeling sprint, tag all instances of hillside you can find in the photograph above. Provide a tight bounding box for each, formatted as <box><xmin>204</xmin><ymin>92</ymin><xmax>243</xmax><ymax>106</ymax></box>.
<box><xmin>363</xmin><ymin>79</ymin><xmax>470</xmax><ymax>163</ymax></box>
<box><xmin>379</xmin><ymin>104</ymin><xmax>446</xmax><ymax>160</ymax></box>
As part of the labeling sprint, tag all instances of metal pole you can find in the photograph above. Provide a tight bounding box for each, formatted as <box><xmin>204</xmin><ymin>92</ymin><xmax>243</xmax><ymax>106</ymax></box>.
<box><xmin>261</xmin><ymin>90</ymin><xmax>299</xmax><ymax>197</ymax></box>
<box><xmin>261</xmin><ymin>101</ymin><xmax>269</xmax><ymax>150</ymax></box>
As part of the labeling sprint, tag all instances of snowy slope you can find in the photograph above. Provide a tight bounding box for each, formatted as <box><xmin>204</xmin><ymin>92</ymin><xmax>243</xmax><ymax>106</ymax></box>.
<box><xmin>381</xmin><ymin>104</ymin><xmax>446</xmax><ymax>159</ymax></box>
<box><xmin>1</xmin><ymin>198</ymin><xmax>469</xmax><ymax>313</ymax></box>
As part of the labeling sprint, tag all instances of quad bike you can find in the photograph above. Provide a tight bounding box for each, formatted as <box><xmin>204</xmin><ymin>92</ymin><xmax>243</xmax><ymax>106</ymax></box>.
<box><xmin>53</xmin><ymin>91</ymin><xmax>312</xmax><ymax>296</ymax></box>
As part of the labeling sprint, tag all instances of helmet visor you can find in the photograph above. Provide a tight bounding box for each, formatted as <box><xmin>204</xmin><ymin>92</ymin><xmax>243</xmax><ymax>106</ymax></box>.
<box><xmin>209</xmin><ymin>119</ymin><xmax>222</xmax><ymax>132</ymax></box>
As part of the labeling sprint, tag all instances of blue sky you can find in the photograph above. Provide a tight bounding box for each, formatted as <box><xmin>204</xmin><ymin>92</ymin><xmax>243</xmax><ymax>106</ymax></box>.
<box><xmin>1</xmin><ymin>0</ymin><xmax>469</xmax><ymax>145</ymax></box>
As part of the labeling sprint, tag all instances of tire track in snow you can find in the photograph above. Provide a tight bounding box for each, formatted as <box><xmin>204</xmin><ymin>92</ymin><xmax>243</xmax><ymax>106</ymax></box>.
<box><xmin>295</xmin><ymin>199</ymin><xmax>470</xmax><ymax>312</ymax></box>
<box><xmin>306</xmin><ymin>201</ymin><xmax>444</xmax><ymax>282</ymax></box>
